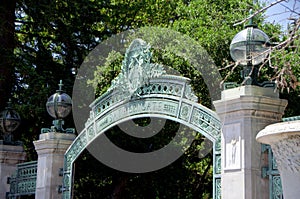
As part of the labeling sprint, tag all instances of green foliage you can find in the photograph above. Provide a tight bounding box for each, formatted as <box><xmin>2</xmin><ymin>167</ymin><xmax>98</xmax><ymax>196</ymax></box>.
<box><xmin>272</xmin><ymin>34</ymin><xmax>300</xmax><ymax>117</ymax></box>
<box><xmin>88</xmin><ymin>50</ymin><xmax>123</xmax><ymax>96</ymax></box>
<box><xmin>74</xmin><ymin>121</ymin><xmax>212</xmax><ymax>199</ymax></box>
<box><xmin>1</xmin><ymin>0</ymin><xmax>299</xmax><ymax>198</ymax></box>
<box><xmin>270</xmin><ymin>35</ymin><xmax>300</xmax><ymax>90</ymax></box>
<box><xmin>172</xmin><ymin>0</ymin><xmax>252</xmax><ymax>67</ymax></box>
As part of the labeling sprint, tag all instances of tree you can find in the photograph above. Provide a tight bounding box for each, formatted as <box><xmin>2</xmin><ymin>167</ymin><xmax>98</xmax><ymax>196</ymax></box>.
<box><xmin>0</xmin><ymin>0</ymin><xmax>298</xmax><ymax>198</ymax></box>
<box><xmin>11</xmin><ymin>0</ymin><xmax>181</xmax><ymax>157</ymax></box>
<box><xmin>74</xmin><ymin>120</ymin><xmax>214</xmax><ymax>199</ymax></box>
<box><xmin>0</xmin><ymin>0</ymin><xmax>17</xmax><ymax>110</ymax></box>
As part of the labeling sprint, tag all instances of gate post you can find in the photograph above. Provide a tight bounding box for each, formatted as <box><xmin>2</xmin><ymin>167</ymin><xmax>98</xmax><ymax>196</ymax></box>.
<box><xmin>213</xmin><ymin>85</ymin><xmax>287</xmax><ymax>199</ymax></box>
<box><xmin>34</xmin><ymin>132</ymin><xmax>75</xmax><ymax>199</ymax></box>
<box><xmin>0</xmin><ymin>142</ymin><xmax>26</xmax><ymax>198</ymax></box>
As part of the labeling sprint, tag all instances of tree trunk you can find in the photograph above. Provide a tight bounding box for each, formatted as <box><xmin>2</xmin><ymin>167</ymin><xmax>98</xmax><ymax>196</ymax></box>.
<box><xmin>0</xmin><ymin>0</ymin><xmax>16</xmax><ymax>110</ymax></box>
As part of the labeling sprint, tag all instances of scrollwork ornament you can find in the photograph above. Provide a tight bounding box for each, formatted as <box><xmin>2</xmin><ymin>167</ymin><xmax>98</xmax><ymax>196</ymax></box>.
<box><xmin>108</xmin><ymin>39</ymin><xmax>166</xmax><ymax>98</ymax></box>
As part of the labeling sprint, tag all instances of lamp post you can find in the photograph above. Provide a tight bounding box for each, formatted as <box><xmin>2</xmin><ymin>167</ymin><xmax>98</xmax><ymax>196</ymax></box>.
<box><xmin>34</xmin><ymin>80</ymin><xmax>76</xmax><ymax>199</ymax></box>
<box><xmin>229</xmin><ymin>17</ymin><xmax>270</xmax><ymax>85</ymax></box>
<box><xmin>0</xmin><ymin>100</ymin><xmax>26</xmax><ymax>198</ymax></box>
<box><xmin>0</xmin><ymin>100</ymin><xmax>21</xmax><ymax>144</ymax></box>
<box><xmin>42</xmin><ymin>80</ymin><xmax>74</xmax><ymax>133</ymax></box>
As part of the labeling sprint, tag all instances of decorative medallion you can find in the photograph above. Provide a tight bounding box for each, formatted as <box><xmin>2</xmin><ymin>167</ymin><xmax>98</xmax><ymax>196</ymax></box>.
<box><xmin>108</xmin><ymin>39</ymin><xmax>166</xmax><ymax>97</ymax></box>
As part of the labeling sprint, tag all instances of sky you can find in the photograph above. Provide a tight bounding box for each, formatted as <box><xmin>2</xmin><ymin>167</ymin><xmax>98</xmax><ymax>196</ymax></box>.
<box><xmin>263</xmin><ymin>0</ymin><xmax>300</xmax><ymax>30</ymax></box>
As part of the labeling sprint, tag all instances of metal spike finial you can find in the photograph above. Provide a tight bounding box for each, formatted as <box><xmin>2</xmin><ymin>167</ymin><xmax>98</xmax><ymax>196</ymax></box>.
<box><xmin>57</xmin><ymin>80</ymin><xmax>64</xmax><ymax>93</ymax></box>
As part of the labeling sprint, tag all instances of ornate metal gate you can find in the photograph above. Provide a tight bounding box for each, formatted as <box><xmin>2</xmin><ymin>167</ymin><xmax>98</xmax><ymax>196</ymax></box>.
<box><xmin>6</xmin><ymin>161</ymin><xmax>37</xmax><ymax>199</ymax></box>
<box><xmin>61</xmin><ymin>39</ymin><xmax>222</xmax><ymax>199</ymax></box>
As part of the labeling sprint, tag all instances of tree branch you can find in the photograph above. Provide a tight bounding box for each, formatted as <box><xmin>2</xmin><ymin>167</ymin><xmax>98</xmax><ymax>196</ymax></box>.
<box><xmin>234</xmin><ymin>0</ymin><xmax>286</xmax><ymax>26</ymax></box>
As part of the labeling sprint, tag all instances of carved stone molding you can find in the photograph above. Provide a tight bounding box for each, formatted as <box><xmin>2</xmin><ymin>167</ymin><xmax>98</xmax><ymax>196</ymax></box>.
<box><xmin>257</xmin><ymin>121</ymin><xmax>300</xmax><ymax>172</ymax></box>
<box><xmin>272</xmin><ymin>135</ymin><xmax>300</xmax><ymax>172</ymax></box>
<box><xmin>0</xmin><ymin>144</ymin><xmax>26</xmax><ymax>164</ymax></box>
<box><xmin>214</xmin><ymin>85</ymin><xmax>288</xmax><ymax>119</ymax></box>
<box><xmin>214</xmin><ymin>96</ymin><xmax>287</xmax><ymax>116</ymax></box>
<box><xmin>217</xmin><ymin>109</ymin><xmax>284</xmax><ymax>122</ymax></box>
<box><xmin>257</xmin><ymin>120</ymin><xmax>300</xmax><ymax>144</ymax></box>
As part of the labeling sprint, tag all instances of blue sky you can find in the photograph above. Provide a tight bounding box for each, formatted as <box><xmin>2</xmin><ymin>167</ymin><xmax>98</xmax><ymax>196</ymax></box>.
<box><xmin>263</xmin><ymin>0</ymin><xmax>300</xmax><ymax>30</ymax></box>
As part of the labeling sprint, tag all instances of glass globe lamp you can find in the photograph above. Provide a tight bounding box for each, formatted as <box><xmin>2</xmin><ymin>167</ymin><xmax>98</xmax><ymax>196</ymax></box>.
<box><xmin>229</xmin><ymin>21</ymin><xmax>270</xmax><ymax>85</ymax></box>
<box><xmin>230</xmin><ymin>25</ymin><xmax>270</xmax><ymax>66</ymax></box>
<box><xmin>46</xmin><ymin>92</ymin><xmax>72</xmax><ymax>119</ymax></box>
<box><xmin>0</xmin><ymin>100</ymin><xmax>21</xmax><ymax>143</ymax></box>
<box><xmin>45</xmin><ymin>80</ymin><xmax>72</xmax><ymax>132</ymax></box>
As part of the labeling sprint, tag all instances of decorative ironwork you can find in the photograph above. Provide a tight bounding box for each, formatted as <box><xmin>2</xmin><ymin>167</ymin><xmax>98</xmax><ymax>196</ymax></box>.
<box><xmin>6</xmin><ymin>161</ymin><xmax>37</xmax><ymax>199</ymax></box>
<box><xmin>61</xmin><ymin>39</ymin><xmax>222</xmax><ymax>199</ymax></box>
<box><xmin>215</xmin><ymin>178</ymin><xmax>221</xmax><ymax>199</ymax></box>
<box><xmin>272</xmin><ymin>176</ymin><xmax>283</xmax><ymax>199</ymax></box>
<box><xmin>223</xmin><ymin>82</ymin><xmax>240</xmax><ymax>90</ymax></box>
<box><xmin>283</xmin><ymin>115</ymin><xmax>300</xmax><ymax>122</ymax></box>
<box><xmin>109</xmin><ymin>38</ymin><xmax>166</xmax><ymax>97</ymax></box>
<box><xmin>261</xmin><ymin>144</ymin><xmax>283</xmax><ymax>199</ymax></box>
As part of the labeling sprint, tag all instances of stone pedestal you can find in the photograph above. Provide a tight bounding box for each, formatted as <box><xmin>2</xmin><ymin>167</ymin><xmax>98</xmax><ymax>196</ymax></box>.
<box><xmin>213</xmin><ymin>85</ymin><xmax>287</xmax><ymax>199</ymax></box>
<box><xmin>257</xmin><ymin>120</ymin><xmax>300</xmax><ymax>199</ymax></box>
<box><xmin>34</xmin><ymin>132</ymin><xmax>75</xmax><ymax>199</ymax></box>
<box><xmin>0</xmin><ymin>142</ymin><xmax>26</xmax><ymax>198</ymax></box>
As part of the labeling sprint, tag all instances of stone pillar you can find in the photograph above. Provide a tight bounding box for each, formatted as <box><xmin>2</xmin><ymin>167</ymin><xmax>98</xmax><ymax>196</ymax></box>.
<box><xmin>213</xmin><ymin>85</ymin><xmax>287</xmax><ymax>199</ymax></box>
<box><xmin>0</xmin><ymin>142</ymin><xmax>26</xmax><ymax>198</ymax></box>
<box><xmin>257</xmin><ymin>120</ymin><xmax>300</xmax><ymax>199</ymax></box>
<box><xmin>34</xmin><ymin>132</ymin><xmax>75</xmax><ymax>199</ymax></box>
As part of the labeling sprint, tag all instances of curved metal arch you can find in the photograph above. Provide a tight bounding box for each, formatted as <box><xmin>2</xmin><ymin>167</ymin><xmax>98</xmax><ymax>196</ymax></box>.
<box><xmin>61</xmin><ymin>75</ymin><xmax>221</xmax><ymax>199</ymax></box>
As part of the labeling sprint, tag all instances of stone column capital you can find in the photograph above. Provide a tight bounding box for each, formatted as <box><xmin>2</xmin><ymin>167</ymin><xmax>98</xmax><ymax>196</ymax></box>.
<box><xmin>214</xmin><ymin>85</ymin><xmax>287</xmax><ymax>116</ymax></box>
<box><xmin>0</xmin><ymin>144</ymin><xmax>26</xmax><ymax>164</ymax></box>
<box><xmin>33</xmin><ymin>132</ymin><xmax>76</xmax><ymax>155</ymax></box>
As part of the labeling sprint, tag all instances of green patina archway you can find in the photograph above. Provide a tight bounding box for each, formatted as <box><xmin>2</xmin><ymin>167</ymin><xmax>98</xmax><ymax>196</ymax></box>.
<box><xmin>61</xmin><ymin>39</ymin><xmax>222</xmax><ymax>199</ymax></box>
